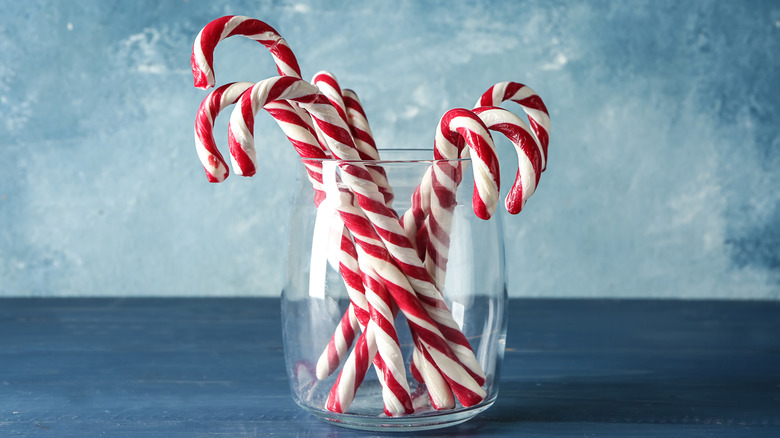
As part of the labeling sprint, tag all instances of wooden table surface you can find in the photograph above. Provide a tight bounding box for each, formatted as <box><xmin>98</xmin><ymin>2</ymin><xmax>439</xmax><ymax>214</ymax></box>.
<box><xmin>1</xmin><ymin>298</ymin><xmax>779</xmax><ymax>437</ymax></box>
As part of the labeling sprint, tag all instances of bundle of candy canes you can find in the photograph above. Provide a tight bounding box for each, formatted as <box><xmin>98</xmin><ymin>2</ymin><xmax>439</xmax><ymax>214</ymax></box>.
<box><xmin>191</xmin><ymin>16</ymin><xmax>550</xmax><ymax>416</ymax></box>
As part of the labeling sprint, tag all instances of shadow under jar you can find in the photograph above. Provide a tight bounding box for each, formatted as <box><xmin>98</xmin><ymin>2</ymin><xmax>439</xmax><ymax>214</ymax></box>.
<box><xmin>281</xmin><ymin>149</ymin><xmax>508</xmax><ymax>431</ymax></box>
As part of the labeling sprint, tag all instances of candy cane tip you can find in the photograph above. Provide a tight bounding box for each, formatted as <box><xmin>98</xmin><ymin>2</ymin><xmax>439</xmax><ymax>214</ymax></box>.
<box><xmin>190</xmin><ymin>58</ymin><xmax>212</xmax><ymax>90</ymax></box>
<box><xmin>204</xmin><ymin>165</ymin><xmax>228</xmax><ymax>183</ymax></box>
<box><xmin>473</xmin><ymin>200</ymin><xmax>494</xmax><ymax>221</ymax></box>
<box><xmin>505</xmin><ymin>197</ymin><xmax>524</xmax><ymax>215</ymax></box>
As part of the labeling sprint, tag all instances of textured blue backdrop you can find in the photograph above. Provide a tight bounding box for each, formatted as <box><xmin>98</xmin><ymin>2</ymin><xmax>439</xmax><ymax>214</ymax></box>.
<box><xmin>1</xmin><ymin>0</ymin><xmax>778</xmax><ymax>298</ymax></box>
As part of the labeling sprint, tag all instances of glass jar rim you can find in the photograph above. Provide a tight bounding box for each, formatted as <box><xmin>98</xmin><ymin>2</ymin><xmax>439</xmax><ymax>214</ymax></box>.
<box><xmin>300</xmin><ymin>148</ymin><xmax>470</xmax><ymax>165</ymax></box>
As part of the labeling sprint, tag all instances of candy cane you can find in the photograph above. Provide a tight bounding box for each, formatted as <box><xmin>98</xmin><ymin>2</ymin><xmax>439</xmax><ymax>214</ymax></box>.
<box><xmin>342</xmin><ymin>89</ymin><xmax>379</xmax><ymax>160</ymax></box>
<box><xmin>310</xmin><ymin>79</ymin><xmax>395</xmax><ymax>376</ymax></box>
<box><xmin>307</xmin><ymin>187</ymin><xmax>413</xmax><ymax>416</ymax></box>
<box><xmin>325</xmin><ymin>220</ymin><xmax>412</xmax><ymax>416</ymax></box>
<box><xmin>472</xmin><ymin>106</ymin><xmax>544</xmax><ymax>214</ymax></box>
<box><xmin>326</xmin><ymin>208</ymin><xmax>413</xmax><ymax>416</ymax></box>
<box><xmin>229</xmin><ymin>76</ymin><xmax>486</xmax><ymax>407</ymax></box>
<box><xmin>400</xmin><ymin>167</ymin><xmax>433</xmax><ymax>259</ymax></box>
<box><xmin>423</xmin><ymin>109</ymin><xmax>500</xmax><ymax>292</ymax></box>
<box><xmin>315</xmin><ymin>229</ymin><xmax>368</xmax><ymax>380</ymax></box>
<box><xmin>194</xmin><ymin>82</ymin><xmax>253</xmax><ymax>183</ymax></box>
<box><xmin>316</xmin><ymin>303</ymin><xmax>360</xmax><ymax>381</ymax></box>
<box><xmin>384</xmin><ymin>99</ymin><xmax>547</xmax><ymax>408</ymax></box>
<box><xmin>475</xmin><ymin>81</ymin><xmax>550</xmax><ymax>172</ymax></box>
<box><xmin>406</xmin><ymin>84</ymin><xmax>550</xmax><ymax>286</ymax></box>
<box><xmin>194</xmin><ymin>81</ymin><xmax>365</xmax><ymax>387</ymax></box>
<box><xmin>312</xmin><ymin>72</ymin><xmax>394</xmax><ymax>207</ymax></box>
<box><xmin>191</xmin><ymin>15</ymin><xmax>302</xmax><ymax>89</ymax></box>
<box><xmin>311</xmin><ymin>71</ymin><xmax>349</xmax><ymax>124</ymax></box>
<box><xmin>342</xmin><ymin>88</ymin><xmax>395</xmax><ymax>207</ymax></box>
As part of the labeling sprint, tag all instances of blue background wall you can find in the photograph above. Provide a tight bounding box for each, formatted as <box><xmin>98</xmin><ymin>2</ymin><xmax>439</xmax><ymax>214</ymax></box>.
<box><xmin>1</xmin><ymin>0</ymin><xmax>778</xmax><ymax>298</ymax></box>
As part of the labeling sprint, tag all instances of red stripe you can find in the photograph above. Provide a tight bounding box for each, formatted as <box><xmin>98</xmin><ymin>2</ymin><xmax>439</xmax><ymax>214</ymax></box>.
<box><xmin>503</xmin><ymin>82</ymin><xmax>525</xmax><ymax>102</ymax></box>
<box><xmin>426</xmin><ymin>212</ymin><xmax>450</xmax><ymax>248</ymax></box>
<box><xmin>313</xmin><ymin>118</ymin><xmax>354</xmax><ymax>147</ymax></box>
<box><xmin>529</xmin><ymin>118</ymin><xmax>549</xmax><ymax>153</ymax></box>
<box><xmin>343</xmin><ymin>95</ymin><xmax>368</xmax><ymax>119</ymax></box>
<box><xmin>478</xmin><ymin>84</ymin><xmax>496</xmax><ymax>108</ymax></box>
<box><xmin>267</xmin><ymin>76</ymin><xmax>299</xmax><ymax>103</ymax></box>
<box><xmin>272</xmin><ymin>45</ymin><xmax>302</xmax><ymax>77</ymax></box>
<box><xmin>239</xmin><ymin>87</ymin><xmax>255</xmax><ymax>135</ymax></box>
<box><xmin>515</xmin><ymin>94</ymin><xmax>549</xmax><ymax>115</ymax></box>
<box><xmin>506</xmin><ymin>171</ymin><xmax>525</xmax><ymax>215</ymax></box>
<box><xmin>327</xmin><ymin>340</ymin><xmax>340</xmax><ymax>372</ymax></box>
<box><xmin>227</xmin><ymin>128</ymin><xmax>256</xmax><ymax>177</ymax></box>
<box><xmin>472</xmin><ymin>186</ymin><xmax>490</xmax><ymax>220</ymax></box>
<box><xmin>228</xmin><ymin>18</ymin><xmax>274</xmax><ymax>38</ymax></box>
<box><xmin>351</xmin><ymin>127</ymin><xmax>377</xmax><ymax>151</ymax></box>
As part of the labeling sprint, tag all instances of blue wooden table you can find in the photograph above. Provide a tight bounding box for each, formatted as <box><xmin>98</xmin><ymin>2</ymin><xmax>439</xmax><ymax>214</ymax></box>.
<box><xmin>1</xmin><ymin>298</ymin><xmax>779</xmax><ymax>437</ymax></box>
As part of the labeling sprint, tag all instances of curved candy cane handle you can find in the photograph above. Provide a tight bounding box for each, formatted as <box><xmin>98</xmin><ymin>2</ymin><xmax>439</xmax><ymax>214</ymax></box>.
<box><xmin>194</xmin><ymin>82</ymin><xmax>253</xmax><ymax>182</ymax></box>
<box><xmin>191</xmin><ymin>15</ymin><xmax>302</xmax><ymax>88</ymax></box>
<box><xmin>435</xmin><ymin>108</ymin><xmax>500</xmax><ymax>220</ymax></box>
<box><xmin>475</xmin><ymin>81</ymin><xmax>550</xmax><ymax>170</ymax></box>
<box><xmin>473</xmin><ymin>106</ymin><xmax>544</xmax><ymax>214</ymax></box>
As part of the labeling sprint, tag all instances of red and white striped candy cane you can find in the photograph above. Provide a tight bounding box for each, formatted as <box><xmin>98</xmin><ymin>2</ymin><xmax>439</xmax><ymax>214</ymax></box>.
<box><xmin>412</xmin><ymin>340</ymin><xmax>455</xmax><ymax>409</ymax></box>
<box><xmin>342</xmin><ymin>89</ymin><xmax>379</xmax><ymax>160</ymax></box>
<box><xmin>191</xmin><ymin>15</ymin><xmax>302</xmax><ymax>89</ymax></box>
<box><xmin>391</xmin><ymin>109</ymin><xmax>503</xmax><ymax>404</ymax></box>
<box><xmin>316</xmin><ymin>302</ymin><xmax>360</xmax><ymax>381</ymax></box>
<box><xmin>401</xmin><ymin>167</ymin><xmax>432</xmax><ymax>258</ymax></box>
<box><xmin>475</xmin><ymin>81</ymin><xmax>550</xmax><ymax>172</ymax></box>
<box><xmin>395</xmin><ymin>100</ymin><xmax>549</xmax><ymax>407</ymax></box>
<box><xmin>318</xmin><ymin>84</ymin><xmax>434</xmax><ymax>386</ymax></box>
<box><xmin>326</xmin><ymin>205</ymin><xmax>413</xmax><ymax>416</ymax></box>
<box><xmin>421</xmin><ymin>108</ymin><xmax>499</xmax><ymax>288</ymax></box>
<box><xmin>324</xmin><ymin>221</ymin><xmax>412</xmax><ymax>416</ymax></box>
<box><xmin>342</xmin><ymin>88</ymin><xmax>395</xmax><ymax>207</ymax></box>
<box><xmin>194</xmin><ymin>81</ymin><xmax>253</xmax><ymax>183</ymax></box>
<box><xmin>472</xmin><ymin>106</ymin><xmax>544</xmax><ymax>214</ymax></box>
<box><xmin>312</xmin><ymin>73</ymin><xmax>394</xmax><ymax>206</ymax></box>
<box><xmin>310</xmin><ymin>79</ymin><xmax>392</xmax><ymax>376</ymax></box>
<box><xmin>229</xmin><ymin>76</ymin><xmax>486</xmax><ymax>407</ymax></box>
<box><xmin>355</xmin><ymin>243</ymin><xmax>414</xmax><ymax>416</ymax></box>
<box><xmin>315</xmin><ymin>229</ymin><xmax>368</xmax><ymax>380</ymax></box>
<box><xmin>311</xmin><ymin>71</ymin><xmax>349</xmax><ymax>124</ymax></box>
<box><xmin>415</xmin><ymin>98</ymin><xmax>549</xmax><ymax>401</ymax></box>
<box><xmin>325</xmin><ymin>164</ymin><xmax>449</xmax><ymax>410</ymax></box>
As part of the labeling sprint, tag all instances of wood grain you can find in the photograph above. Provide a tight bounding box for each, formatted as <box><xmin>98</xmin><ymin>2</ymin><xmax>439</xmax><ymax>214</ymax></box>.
<box><xmin>1</xmin><ymin>298</ymin><xmax>778</xmax><ymax>437</ymax></box>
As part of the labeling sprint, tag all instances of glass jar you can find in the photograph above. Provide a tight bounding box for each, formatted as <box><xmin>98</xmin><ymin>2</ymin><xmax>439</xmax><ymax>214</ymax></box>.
<box><xmin>281</xmin><ymin>149</ymin><xmax>508</xmax><ymax>431</ymax></box>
